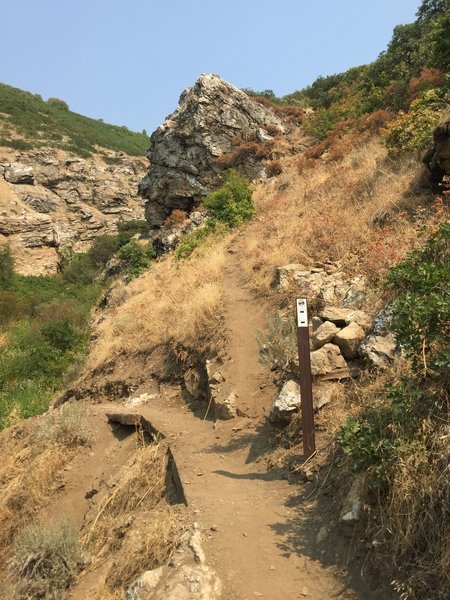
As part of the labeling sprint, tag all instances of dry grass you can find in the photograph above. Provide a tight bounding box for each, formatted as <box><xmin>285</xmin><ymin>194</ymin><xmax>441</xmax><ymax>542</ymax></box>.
<box><xmin>0</xmin><ymin>425</ymin><xmax>76</xmax><ymax>569</ymax></box>
<box><xmin>89</xmin><ymin>240</ymin><xmax>227</xmax><ymax>373</ymax></box>
<box><xmin>236</xmin><ymin>139</ymin><xmax>428</xmax><ymax>296</ymax></box>
<box><xmin>82</xmin><ymin>443</ymin><xmax>184</xmax><ymax>592</ymax></box>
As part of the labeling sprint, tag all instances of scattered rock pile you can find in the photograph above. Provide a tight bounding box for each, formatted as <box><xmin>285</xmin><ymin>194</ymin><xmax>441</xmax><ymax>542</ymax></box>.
<box><xmin>139</xmin><ymin>73</ymin><xmax>286</xmax><ymax>227</ymax></box>
<box><xmin>270</xmin><ymin>263</ymin><xmax>398</xmax><ymax>425</ymax></box>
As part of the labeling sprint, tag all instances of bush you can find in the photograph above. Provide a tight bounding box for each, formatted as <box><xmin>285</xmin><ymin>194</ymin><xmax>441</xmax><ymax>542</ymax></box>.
<box><xmin>384</xmin><ymin>88</ymin><xmax>449</xmax><ymax>154</ymax></box>
<box><xmin>118</xmin><ymin>239</ymin><xmax>155</xmax><ymax>277</ymax></box>
<box><xmin>204</xmin><ymin>170</ymin><xmax>254</xmax><ymax>228</ymax></box>
<box><xmin>0</xmin><ymin>244</ymin><xmax>14</xmax><ymax>289</ymax></box>
<box><xmin>12</xmin><ymin>520</ymin><xmax>81</xmax><ymax>599</ymax></box>
<box><xmin>338</xmin><ymin>223</ymin><xmax>450</xmax><ymax>597</ymax></box>
<box><xmin>47</xmin><ymin>97</ymin><xmax>69</xmax><ymax>110</ymax></box>
<box><xmin>88</xmin><ymin>235</ymin><xmax>118</xmax><ymax>267</ymax></box>
<box><xmin>40</xmin><ymin>319</ymin><xmax>81</xmax><ymax>352</ymax></box>
<box><xmin>256</xmin><ymin>312</ymin><xmax>297</xmax><ymax>371</ymax></box>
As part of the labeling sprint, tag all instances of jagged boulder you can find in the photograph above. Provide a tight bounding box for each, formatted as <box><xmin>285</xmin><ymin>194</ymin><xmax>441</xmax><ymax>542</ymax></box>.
<box><xmin>139</xmin><ymin>73</ymin><xmax>286</xmax><ymax>227</ymax></box>
<box><xmin>423</xmin><ymin>117</ymin><xmax>450</xmax><ymax>185</ymax></box>
<box><xmin>3</xmin><ymin>162</ymin><xmax>34</xmax><ymax>184</ymax></box>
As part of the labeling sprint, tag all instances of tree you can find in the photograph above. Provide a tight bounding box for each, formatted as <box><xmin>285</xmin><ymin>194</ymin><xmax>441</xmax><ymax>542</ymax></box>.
<box><xmin>416</xmin><ymin>0</ymin><xmax>450</xmax><ymax>20</ymax></box>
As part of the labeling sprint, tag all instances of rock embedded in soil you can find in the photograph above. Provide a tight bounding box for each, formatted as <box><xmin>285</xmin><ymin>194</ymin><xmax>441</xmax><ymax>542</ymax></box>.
<box><xmin>344</xmin><ymin>309</ymin><xmax>373</xmax><ymax>333</ymax></box>
<box><xmin>333</xmin><ymin>322</ymin><xmax>366</xmax><ymax>359</ymax></box>
<box><xmin>310</xmin><ymin>343</ymin><xmax>348</xmax><ymax>376</ymax></box>
<box><xmin>4</xmin><ymin>162</ymin><xmax>34</xmax><ymax>184</ymax></box>
<box><xmin>270</xmin><ymin>380</ymin><xmax>301</xmax><ymax>425</ymax></box>
<box><xmin>320</xmin><ymin>307</ymin><xmax>355</xmax><ymax>327</ymax></box>
<box><xmin>214</xmin><ymin>391</ymin><xmax>238</xmax><ymax>420</ymax></box>
<box><xmin>359</xmin><ymin>333</ymin><xmax>397</xmax><ymax>369</ymax></box>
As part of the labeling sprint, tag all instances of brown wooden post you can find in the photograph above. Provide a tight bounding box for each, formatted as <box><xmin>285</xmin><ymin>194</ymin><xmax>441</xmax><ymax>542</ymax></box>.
<box><xmin>296</xmin><ymin>298</ymin><xmax>316</xmax><ymax>460</ymax></box>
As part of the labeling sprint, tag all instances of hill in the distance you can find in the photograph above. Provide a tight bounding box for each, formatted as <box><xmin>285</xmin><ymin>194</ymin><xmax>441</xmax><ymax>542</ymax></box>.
<box><xmin>0</xmin><ymin>82</ymin><xmax>150</xmax><ymax>158</ymax></box>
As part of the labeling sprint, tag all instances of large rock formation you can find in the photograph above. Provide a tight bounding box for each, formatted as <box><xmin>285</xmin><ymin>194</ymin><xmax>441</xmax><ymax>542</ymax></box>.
<box><xmin>0</xmin><ymin>148</ymin><xmax>147</xmax><ymax>274</ymax></box>
<box><xmin>423</xmin><ymin>115</ymin><xmax>450</xmax><ymax>185</ymax></box>
<box><xmin>139</xmin><ymin>73</ymin><xmax>286</xmax><ymax>227</ymax></box>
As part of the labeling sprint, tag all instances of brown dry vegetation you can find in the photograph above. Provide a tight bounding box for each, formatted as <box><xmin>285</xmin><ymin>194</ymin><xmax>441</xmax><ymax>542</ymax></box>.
<box><xmin>235</xmin><ymin>139</ymin><xmax>439</xmax><ymax>295</ymax></box>
<box><xmin>82</xmin><ymin>443</ymin><xmax>183</xmax><ymax>592</ymax></box>
<box><xmin>88</xmin><ymin>239</ymin><xmax>227</xmax><ymax>375</ymax></box>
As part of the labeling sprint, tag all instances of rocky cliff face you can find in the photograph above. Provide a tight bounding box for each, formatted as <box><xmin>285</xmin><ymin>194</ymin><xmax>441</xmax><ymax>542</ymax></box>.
<box><xmin>139</xmin><ymin>73</ymin><xmax>286</xmax><ymax>227</ymax></box>
<box><xmin>0</xmin><ymin>148</ymin><xmax>146</xmax><ymax>275</ymax></box>
<box><xmin>423</xmin><ymin>116</ymin><xmax>450</xmax><ymax>186</ymax></box>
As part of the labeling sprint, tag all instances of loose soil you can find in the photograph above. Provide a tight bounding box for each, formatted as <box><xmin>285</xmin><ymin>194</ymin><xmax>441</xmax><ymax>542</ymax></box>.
<box><xmin>49</xmin><ymin>237</ymin><xmax>379</xmax><ymax>599</ymax></box>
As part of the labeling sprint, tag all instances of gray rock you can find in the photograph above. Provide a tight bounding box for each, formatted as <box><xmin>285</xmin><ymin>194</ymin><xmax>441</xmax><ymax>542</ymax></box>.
<box><xmin>333</xmin><ymin>322</ymin><xmax>366</xmax><ymax>360</ymax></box>
<box><xmin>270</xmin><ymin>380</ymin><xmax>301</xmax><ymax>425</ymax></box>
<box><xmin>372</xmin><ymin>304</ymin><xmax>394</xmax><ymax>335</ymax></box>
<box><xmin>25</xmin><ymin>194</ymin><xmax>58</xmax><ymax>213</ymax></box>
<box><xmin>4</xmin><ymin>162</ymin><xmax>34</xmax><ymax>184</ymax></box>
<box><xmin>189</xmin><ymin>211</ymin><xmax>204</xmax><ymax>226</ymax></box>
<box><xmin>139</xmin><ymin>73</ymin><xmax>286</xmax><ymax>226</ymax></box>
<box><xmin>310</xmin><ymin>343</ymin><xmax>347</xmax><ymax>376</ymax></box>
<box><xmin>314</xmin><ymin>382</ymin><xmax>342</xmax><ymax>409</ymax></box>
<box><xmin>359</xmin><ymin>333</ymin><xmax>397</xmax><ymax>369</ymax></box>
<box><xmin>312</xmin><ymin>321</ymin><xmax>340</xmax><ymax>350</ymax></box>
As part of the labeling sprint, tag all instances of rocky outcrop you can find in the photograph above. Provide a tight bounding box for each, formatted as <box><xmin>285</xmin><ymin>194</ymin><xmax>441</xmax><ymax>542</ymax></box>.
<box><xmin>423</xmin><ymin>116</ymin><xmax>450</xmax><ymax>185</ymax></box>
<box><xmin>0</xmin><ymin>148</ymin><xmax>147</xmax><ymax>275</ymax></box>
<box><xmin>275</xmin><ymin>262</ymin><xmax>366</xmax><ymax>308</ymax></box>
<box><xmin>139</xmin><ymin>73</ymin><xmax>286</xmax><ymax>227</ymax></box>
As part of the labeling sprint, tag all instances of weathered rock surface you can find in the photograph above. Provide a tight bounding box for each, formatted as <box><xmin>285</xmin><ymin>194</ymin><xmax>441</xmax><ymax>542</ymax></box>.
<box><xmin>320</xmin><ymin>307</ymin><xmax>355</xmax><ymax>327</ymax></box>
<box><xmin>4</xmin><ymin>162</ymin><xmax>34</xmax><ymax>184</ymax></box>
<box><xmin>312</xmin><ymin>321</ymin><xmax>340</xmax><ymax>350</ymax></box>
<box><xmin>270</xmin><ymin>379</ymin><xmax>340</xmax><ymax>425</ymax></box>
<box><xmin>183</xmin><ymin>367</ymin><xmax>207</xmax><ymax>400</ymax></box>
<box><xmin>128</xmin><ymin>523</ymin><xmax>222</xmax><ymax>600</ymax></box>
<box><xmin>270</xmin><ymin>380</ymin><xmax>301</xmax><ymax>425</ymax></box>
<box><xmin>0</xmin><ymin>148</ymin><xmax>147</xmax><ymax>274</ymax></box>
<box><xmin>214</xmin><ymin>391</ymin><xmax>238</xmax><ymax>420</ymax></box>
<box><xmin>340</xmin><ymin>474</ymin><xmax>368</xmax><ymax>524</ymax></box>
<box><xmin>310</xmin><ymin>343</ymin><xmax>348</xmax><ymax>376</ymax></box>
<box><xmin>344</xmin><ymin>310</ymin><xmax>373</xmax><ymax>333</ymax></box>
<box><xmin>139</xmin><ymin>73</ymin><xmax>286</xmax><ymax>226</ymax></box>
<box><xmin>275</xmin><ymin>263</ymin><xmax>366</xmax><ymax>308</ymax></box>
<box><xmin>423</xmin><ymin>117</ymin><xmax>450</xmax><ymax>185</ymax></box>
<box><xmin>333</xmin><ymin>322</ymin><xmax>366</xmax><ymax>360</ymax></box>
<box><xmin>359</xmin><ymin>333</ymin><xmax>397</xmax><ymax>369</ymax></box>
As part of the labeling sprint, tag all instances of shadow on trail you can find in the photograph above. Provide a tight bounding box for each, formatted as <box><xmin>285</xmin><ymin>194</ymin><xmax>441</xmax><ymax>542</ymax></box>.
<box><xmin>268</xmin><ymin>477</ymin><xmax>392</xmax><ymax>600</ymax></box>
<box><xmin>212</xmin><ymin>468</ymin><xmax>283</xmax><ymax>482</ymax></box>
<box><xmin>205</xmin><ymin>419</ymin><xmax>276</xmax><ymax>464</ymax></box>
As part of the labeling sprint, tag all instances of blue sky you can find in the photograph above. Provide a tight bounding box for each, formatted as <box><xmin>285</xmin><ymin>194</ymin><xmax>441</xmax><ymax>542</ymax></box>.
<box><xmin>0</xmin><ymin>0</ymin><xmax>420</xmax><ymax>134</ymax></box>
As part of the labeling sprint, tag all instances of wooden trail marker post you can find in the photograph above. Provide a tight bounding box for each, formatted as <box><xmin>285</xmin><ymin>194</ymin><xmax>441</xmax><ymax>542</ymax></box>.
<box><xmin>296</xmin><ymin>298</ymin><xmax>316</xmax><ymax>460</ymax></box>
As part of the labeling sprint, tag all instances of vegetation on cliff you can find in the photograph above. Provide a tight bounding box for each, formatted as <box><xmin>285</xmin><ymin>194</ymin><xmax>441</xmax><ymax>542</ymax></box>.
<box><xmin>0</xmin><ymin>82</ymin><xmax>150</xmax><ymax>157</ymax></box>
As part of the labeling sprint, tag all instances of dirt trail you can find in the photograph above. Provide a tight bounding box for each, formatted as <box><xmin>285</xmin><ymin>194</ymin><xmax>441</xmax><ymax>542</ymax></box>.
<box><xmin>63</xmin><ymin>236</ymin><xmax>374</xmax><ymax>599</ymax></box>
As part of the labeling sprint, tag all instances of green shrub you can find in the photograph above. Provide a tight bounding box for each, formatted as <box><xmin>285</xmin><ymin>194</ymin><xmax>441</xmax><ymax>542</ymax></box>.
<box><xmin>0</xmin><ymin>244</ymin><xmax>14</xmax><ymax>289</ymax></box>
<box><xmin>116</xmin><ymin>219</ymin><xmax>149</xmax><ymax>248</ymax></box>
<box><xmin>12</xmin><ymin>520</ymin><xmax>81</xmax><ymax>599</ymax></box>
<box><xmin>384</xmin><ymin>88</ymin><xmax>449</xmax><ymax>153</ymax></box>
<box><xmin>47</xmin><ymin>97</ymin><xmax>69</xmax><ymax>110</ymax></box>
<box><xmin>88</xmin><ymin>234</ymin><xmax>119</xmax><ymax>267</ymax></box>
<box><xmin>204</xmin><ymin>170</ymin><xmax>254</xmax><ymax>228</ymax></box>
<box><xmin>175</xmin><ymin>224</ymin><xmax>213</xmax><ymax>259</ymax></box>
<box><xmin>40</xmin><ymin>319</ymin><xmax>81</xmax><ymax>352</ymax></box>
<box><xmin>118</xmin><ymin>239</ymin><xmax>155</xmax><ymax>277</ymax></box>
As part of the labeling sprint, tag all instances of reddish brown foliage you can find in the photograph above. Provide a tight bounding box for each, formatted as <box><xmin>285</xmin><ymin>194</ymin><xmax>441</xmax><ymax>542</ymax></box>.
<box><xmin>266</xmin><ymin>160</ymin><xmax>283</xmax><ymax>177</ymax></box>
<box><xmin>408</xmin><ymin>68</ymin><xmax>445</xmax><ymax>103</ymax></box>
